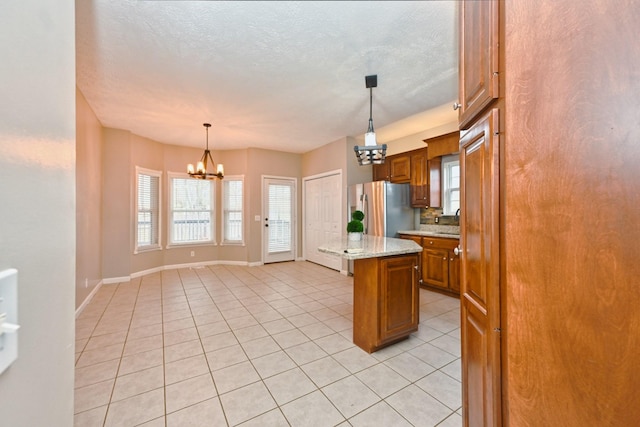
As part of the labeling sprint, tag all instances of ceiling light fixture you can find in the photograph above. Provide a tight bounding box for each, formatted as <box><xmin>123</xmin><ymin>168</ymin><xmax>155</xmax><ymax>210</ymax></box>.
<box><xmin>354</xmin><ymin>74</ymin><xmax>387</xmax><ymax>165</ymax></box>
<box><xmin>187</xmin><ymin>123</ymin><xmax>224</xmax><ymax>179</ymax></box>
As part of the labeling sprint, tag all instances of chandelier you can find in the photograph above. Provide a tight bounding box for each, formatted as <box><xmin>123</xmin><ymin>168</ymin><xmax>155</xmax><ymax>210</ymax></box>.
<box><xmin>354</xmin><ymin>74</ymin><xmax>387</xmax><ymax>165</ymax></box>
<box><xmin>187</xmin><ymin>123</ymin><xmax>224</xmax><ymax>179</ymax></box>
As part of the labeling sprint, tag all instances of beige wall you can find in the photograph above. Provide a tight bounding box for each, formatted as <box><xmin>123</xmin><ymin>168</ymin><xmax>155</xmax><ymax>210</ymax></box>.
<box><xmin>247</xmin><ymin>148</ymin><xmax>303</xmax><ymax>263</ymax></box>
<box><xmin>76</xmin><ymin>88</ymin><xmax>103</xmax><ymax>307</ymax></box>
<box><xmin>102</xmin><ymin>128</ymin><xmax>132</xmax><ymax>279</ymax></box>
<box><xmin>0</xmin><ymin>1</ymin><xmax>76</xmax><ymax>425</ymax></box>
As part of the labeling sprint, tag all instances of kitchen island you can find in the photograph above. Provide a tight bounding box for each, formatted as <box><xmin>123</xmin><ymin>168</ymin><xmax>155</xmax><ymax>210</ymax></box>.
<box><xmin>318</xmin><ymin>235</ymin><xmax>422</xmax><ymax>353</ymax></box>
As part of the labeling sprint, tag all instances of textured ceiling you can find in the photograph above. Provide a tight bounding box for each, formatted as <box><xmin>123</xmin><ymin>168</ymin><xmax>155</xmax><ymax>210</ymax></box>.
<box><xmin>76</xmin><ymin>1</ymin><xmax>459</xmax><ymax>153</ymax></box>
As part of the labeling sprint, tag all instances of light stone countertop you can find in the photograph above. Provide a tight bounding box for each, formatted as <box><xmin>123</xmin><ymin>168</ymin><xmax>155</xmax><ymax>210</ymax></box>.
<box><xmin>317</xmin><ymin>235</ymin><xmax>422</xmax><ymax>260</ymax></box>
<box><xmin>397</xmin><ymin>224</ymin><xmax>460</xmax><ymax>239</ymax></box>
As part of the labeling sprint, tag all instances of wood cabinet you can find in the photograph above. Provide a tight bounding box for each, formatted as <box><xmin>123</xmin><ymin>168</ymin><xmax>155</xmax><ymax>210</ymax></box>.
<box><xmin>458</xmin><ymin>1</ymin><xmax>503</xmax><ymax>425</ymax></box>
<box><xmin>399</xmin><ymin>234</ymin><xmax>460</xmax><ymax>295</ymax></box>
<box><xmin>376</xmin><ymin>134</ymin><xmax>459</xmax><ymax>208</ymax></box>
<box><xmin>458</xmin><ymin>0</ymin><xmax>499</xmax><ymax>130</ymax></box>
<box><xmin>410</xmin><ymin>149</ymin><xmax>428</xmax><ymax>207</ymax></box>
<box><xmin>372</xmin><ymin>153</ymin><xmax>411</xmax><ymax>183</ymax></box>
<box><xmin>449</xmin><ymin>247</ymin><xmax>460</xmax><ymax>293</ymax></box>
<box><xmin>424</xmin><ymin>132</ymin><xmax>460</xmax><ymax>159</ymax></box>
<box><xmin>410</xmin><ymin>148</ymin><xmax>443</xmax><ymax>208</ymax></box>
<box><xmin>389</xmin><ymin>154</ymin><xmax>411</xmax><ymax>183</ymax></box>
<box><xmin>352</xmin><ymin>253</ymin><xmax>419</xmax><ymax>353</ymax></box>
<box><xmin>372</xmin><ymin>161</ymin><xmax>389</xmax><ymax>182</ymax></box>
<box><xmin>460</xmin><ymin>108</ymin><xmax>501</xmax><ymax>426</ymax></box>
<box><xmin>427</xmin><ymin>157</ymin><xmax>441</xmax><ymax>208</ymax></box>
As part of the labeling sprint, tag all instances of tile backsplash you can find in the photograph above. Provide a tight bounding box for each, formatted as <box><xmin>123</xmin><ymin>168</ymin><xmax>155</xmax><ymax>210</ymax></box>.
<box><xmin>419</xmin><ymin>207</ymin><xmax>459</xmax><ymax>225</ymax></box>
<box><xmin>420</xmin><ymin>207</ymin><xmax>442</xmax><ymax>224</ymax></box>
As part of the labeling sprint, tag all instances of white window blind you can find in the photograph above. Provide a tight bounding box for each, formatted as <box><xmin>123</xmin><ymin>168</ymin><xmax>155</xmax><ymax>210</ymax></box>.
<box><xmin>223</xmin><ymin>177</ymin><xmax>243</xmax><ymax>243</ymax></box>
<box><xmin>268</xmin><ymin>184</ymin><xmax>292</xmax><ymax>253</ymax></box>
<box><xmin>442</xmin><ymin>155</ymin><xmax>460</xmax><ymax>215</ymax></box>
<box><xmin>136</xmin><ymin>169</ymin><xmax>161</xmax><ymax>250</ymax></box>
<box><xmin>170</xmin><ymin>177</ymin><xmax>214</xmax><ymax>244</ymax></box>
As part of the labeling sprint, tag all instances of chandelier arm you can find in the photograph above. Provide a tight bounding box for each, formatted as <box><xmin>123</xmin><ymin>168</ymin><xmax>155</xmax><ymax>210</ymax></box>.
<box><xmin>200</xmin><ymin>150</ymin><xmax>209</xmax><ymax>171</ymax></box>
<box><xmin>205</xmin><ymin>150</ymin><xmax>215</xmax><ymax>172</ymax></box>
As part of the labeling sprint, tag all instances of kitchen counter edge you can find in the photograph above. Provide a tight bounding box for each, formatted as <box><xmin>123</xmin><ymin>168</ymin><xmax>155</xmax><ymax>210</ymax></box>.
<box><xmin>397</xmin><ymin>230</ymin><xmax>460</xmax><ymax>239</ymax></box>
<box><xmin>317</xmin><ymin>235</ymin><xmax>422</xmax><ymax>260</ymax></box>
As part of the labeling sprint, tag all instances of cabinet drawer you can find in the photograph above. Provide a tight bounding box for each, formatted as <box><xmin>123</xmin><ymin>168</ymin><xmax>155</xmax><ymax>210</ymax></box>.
<box><xmin>399</xmin><ymin>234</ymin><xmax>422</xmax><ymax>246</ymax></box>
<box><xmin>423</xmin><ymin>237</ymin><xmax>459</xmax><ymax>250</ymax></box>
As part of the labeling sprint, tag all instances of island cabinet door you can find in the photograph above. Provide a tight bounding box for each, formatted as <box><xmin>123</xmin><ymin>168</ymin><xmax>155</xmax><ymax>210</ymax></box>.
<box><xmin>379</xmin><ymin>254</ymin><xmax>419</xmax><ymax>343</ymax></box>
<box><xmin>422</xmin><ymin>247</ymin><xmax>450</xmax><ymax>289</ymax></box>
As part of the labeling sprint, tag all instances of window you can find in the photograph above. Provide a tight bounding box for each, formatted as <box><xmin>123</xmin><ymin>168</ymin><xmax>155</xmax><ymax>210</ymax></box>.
<box><xmin>169</xmin><ymin>174</ymin><xmax>214</xmax><ymax>245</ymax></box>
<box><xmin>136</xmin><ymin>167</ymin><xmax>161</xmax><ymax>252</ymax></box>
<box><xmin>222</xmin><ymin>176</ymin><xmax>244</xmax><ymax>244</ymax></box>
<box><xmin>442</xmin><ymin>155</ymin><xmax>460</xmax><ymax>215</ymax></box>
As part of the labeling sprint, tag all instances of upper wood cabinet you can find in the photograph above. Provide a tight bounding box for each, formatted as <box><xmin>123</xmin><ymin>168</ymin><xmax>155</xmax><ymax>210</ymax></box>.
<box><xmin>372</xmin><ymin>162</ymin><xmax>389</xmax><ymax>182</ymax></box>
<box><xmin>372</xmin><ymin>153</ymin><xmax>411</xmax><ymax>183</ymax></box>
<box><xmin>424</xmin><ymin>132</ymin><xmax>460</xmax><ymax>159</ymax></box>
<box><xmin>410</xmin><ymin>149</ymin><xmax>428</xmax><ymax>207</ymax></box>
<box><xmin>389</xmin><ymin>154</ymin><xmax>411</xmax><ymax>183</ymax></box>
<box><xmin>428</xmin><ymin>157</ymin><xmax>441</xmax><ymax>208</ymax></box>
<box><xmin>458</xmin><ymin>0</ymin><xmax>499</xmax><ymax>129</ymax></box>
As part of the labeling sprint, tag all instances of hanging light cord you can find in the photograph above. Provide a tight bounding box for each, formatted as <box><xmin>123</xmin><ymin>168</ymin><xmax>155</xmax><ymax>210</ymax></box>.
<box><xmin>204</xmin><ymin>123</ymin><xmax>211</xmax><ymax>150</ymax></box>
<box><xmin>367</xmin><ymin>87</ymin><xmax>375</xmax><ymax>133</ymax></box>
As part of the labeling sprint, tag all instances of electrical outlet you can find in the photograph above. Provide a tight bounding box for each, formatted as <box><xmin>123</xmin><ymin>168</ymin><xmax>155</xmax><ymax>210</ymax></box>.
<box><xmin>190</xmin><ymin>251</ymin><xmax>195</xmax><ymax>257</ymax></box>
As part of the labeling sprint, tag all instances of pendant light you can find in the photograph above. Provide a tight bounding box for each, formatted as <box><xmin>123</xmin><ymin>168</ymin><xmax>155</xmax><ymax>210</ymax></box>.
<box><xmin>187</xmin><ymin>123</ymin><xmax>224</xmax><ymax>179</ymax></box>
<box><xmin>354</xmin><ymin>74</ymin><xmax>387</xmax><ymax>165</ymax></box>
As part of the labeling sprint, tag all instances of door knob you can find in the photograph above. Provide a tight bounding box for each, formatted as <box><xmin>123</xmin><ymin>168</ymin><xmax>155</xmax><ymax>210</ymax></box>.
<box><xmin>453</xmin><ymin>102</ymin><xmax>462</xmax><ymax>110</ymax></box>
<box><xmin>454</xmin><ymin>245</ymin><xmax>461</xmax><ymax>256</ymax></box>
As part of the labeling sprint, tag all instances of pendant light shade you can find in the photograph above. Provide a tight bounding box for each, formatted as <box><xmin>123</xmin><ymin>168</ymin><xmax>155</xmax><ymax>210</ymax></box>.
<box><xmin>354</xmin><ymin>74</ymin><xmax>387</xmax><ymax>165</ymax></box>
<box><xmin>187</xmin><ymin>123</ymin><xmax>224</xmax><ymax>179</ymax></box>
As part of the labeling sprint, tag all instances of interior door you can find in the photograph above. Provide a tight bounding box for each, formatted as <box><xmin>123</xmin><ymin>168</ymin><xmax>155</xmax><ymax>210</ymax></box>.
<box><xmin>460</xmin><ymin>108</ymin><xmax>501</xmax><ymax>427</ymax></box>
<box><xmin>263</xmin><ymin>177</ymin><xmax>296</xmax><ymax>263</ymax></box>
<box><xmin>304</xmin><ymin>173</ymin><xmax>341</xmax><ymax>271</ymax></box>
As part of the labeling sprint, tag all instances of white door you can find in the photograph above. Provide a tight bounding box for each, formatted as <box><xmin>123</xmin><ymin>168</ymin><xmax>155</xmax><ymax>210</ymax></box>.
<box><xmin>263</xmin><ymin>177</ymin><xmax>296</xmax><ymax>263</ymax></box>
<box><xmin>304</xmin><ymin>173</ymin><xmax>342</xmax><ymax>271</ymax></box>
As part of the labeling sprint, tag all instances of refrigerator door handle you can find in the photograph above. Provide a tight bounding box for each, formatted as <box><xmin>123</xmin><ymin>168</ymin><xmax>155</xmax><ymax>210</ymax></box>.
<box><xmin>363</xmin><ymin>193</ymin><xmax>369</xmax><ymax>234</ymax></box>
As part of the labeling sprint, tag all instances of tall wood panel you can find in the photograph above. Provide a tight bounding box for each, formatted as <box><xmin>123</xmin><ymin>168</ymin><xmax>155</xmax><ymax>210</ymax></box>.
<box><xmin>458</xmin><ymin>0</ymin><xmax>503</xmax><ymax>425</ymax></box>
<box><xmin>460</xmin><ymin>109</ymin><xmax>501</xmax><ymax>427</ymax></box>
<box><xmin>504</xmin><ymin>1</ymin><xmax>640</xmax><ymax>425</ymax></box>
<box><xmin>458</xmin><ymin>0</ymin><xmax>499</xmax><ymax>130</ymax></box>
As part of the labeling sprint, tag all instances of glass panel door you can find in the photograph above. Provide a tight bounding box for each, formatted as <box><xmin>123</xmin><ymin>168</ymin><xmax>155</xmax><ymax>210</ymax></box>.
<box><xmin>263</xmin><ymin>177</ymin><xmax>296</xmax><ymax>263</ymax></box>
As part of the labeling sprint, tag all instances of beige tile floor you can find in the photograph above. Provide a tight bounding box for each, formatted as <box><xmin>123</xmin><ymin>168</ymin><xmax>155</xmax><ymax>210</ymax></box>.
<box><xmin>74</xmin><ymin>261</ymin><xmax>462</xmax><ymax>426</ymax></box>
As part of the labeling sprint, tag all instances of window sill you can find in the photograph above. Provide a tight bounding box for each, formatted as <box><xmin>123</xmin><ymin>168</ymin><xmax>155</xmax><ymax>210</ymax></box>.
<box><xmin>166</xmin><ymin>242</ymin><xmax>217</xmax><ymax>249</ymax></box>
<box><xmin>221</xmin><ymin>241</ymin><xmax>245</xmax><ymax>246</ymax></box>
<box><xmin>134</xmin><ymin>245</ymin><xmax>162</xmax><ymax>254</ymax></box>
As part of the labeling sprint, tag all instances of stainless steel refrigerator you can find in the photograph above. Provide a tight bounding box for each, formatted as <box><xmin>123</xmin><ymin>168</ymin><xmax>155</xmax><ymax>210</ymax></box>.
<box><xmin>347</xmin><ymin>181</ymin><xmax>415</xmax><ymax>273</ymax></box>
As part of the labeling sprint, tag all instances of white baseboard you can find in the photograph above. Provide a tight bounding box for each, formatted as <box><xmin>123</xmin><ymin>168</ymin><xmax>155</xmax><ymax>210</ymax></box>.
<box><xmin>103</xmin><ymin>260</ymin><xmax>259</xmax><ymax>284</ymax></box>
<box><xmin>75</xmin><ymin>280</ymin><xmax>103</xmax><ymax>318</ymax></box>
<box><xmin>102</xmin><ymin>276</ymin><xmax>131</xmax><ymax>285</ymax></box>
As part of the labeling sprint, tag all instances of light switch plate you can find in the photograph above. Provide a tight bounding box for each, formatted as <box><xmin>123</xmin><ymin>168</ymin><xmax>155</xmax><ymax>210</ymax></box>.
<box><xmin>0</xmin><ymin>268</ymin><xmax>19</xmax><ymax>375</ymax></box>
